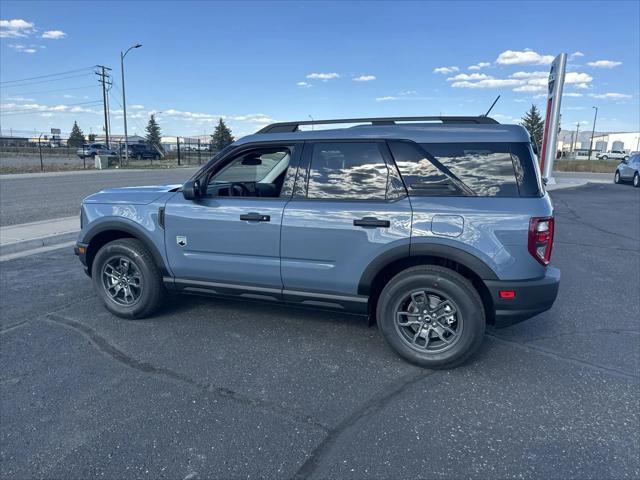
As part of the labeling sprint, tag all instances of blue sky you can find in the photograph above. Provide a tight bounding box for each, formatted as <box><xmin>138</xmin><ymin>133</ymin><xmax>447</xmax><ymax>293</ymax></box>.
<box><xmin>1</xmin><ymin>1</ymin><xmax>638</xmax><ymax>138</ymax></box>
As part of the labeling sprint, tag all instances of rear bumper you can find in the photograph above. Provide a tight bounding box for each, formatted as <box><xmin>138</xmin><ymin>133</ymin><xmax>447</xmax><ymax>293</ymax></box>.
<box><xmin>485</xmin><ymin>267</ymin><xmax>560</xmax><ymax>328</ymax></box>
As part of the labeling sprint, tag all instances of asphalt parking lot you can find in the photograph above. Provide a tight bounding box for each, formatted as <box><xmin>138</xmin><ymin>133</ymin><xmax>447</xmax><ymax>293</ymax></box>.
<box><xmin>1</xmin><ymin>182</ymin><xmax>639</xmax><ymax>479</ymax></box>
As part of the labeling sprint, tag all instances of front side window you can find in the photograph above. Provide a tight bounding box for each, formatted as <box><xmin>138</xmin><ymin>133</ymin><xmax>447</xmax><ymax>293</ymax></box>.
<box><xmin>306</xmin><ymin>142</ymin><xmax>390</xmax><ymax>200</ymax></box>
<box><xmin>205</xmin><ymin>146</ymin><xmax>293</xmax><ymax>198</ymax></box>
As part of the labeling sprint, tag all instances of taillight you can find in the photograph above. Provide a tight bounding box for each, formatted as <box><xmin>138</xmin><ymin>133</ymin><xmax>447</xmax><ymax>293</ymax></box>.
<box><xmin>528</xmin><ymin>217</ymin><xmax>554</xmax><ymax>266</ymax></box>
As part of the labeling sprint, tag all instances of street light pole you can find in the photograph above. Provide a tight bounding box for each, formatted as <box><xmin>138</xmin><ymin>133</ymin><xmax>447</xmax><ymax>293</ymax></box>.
<box><xmin>588</xmin><ymin>106</ymin><xmax>598</xmax><ymax>161</ymax></box>
<box><xmin>120</xmin><ymin>43</ymin><xmax>142</xmax><ymax>165</ymax></box>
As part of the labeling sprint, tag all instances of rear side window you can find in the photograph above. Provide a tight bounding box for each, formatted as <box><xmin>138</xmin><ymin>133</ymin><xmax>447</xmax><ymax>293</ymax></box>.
<box><xmin>420</xmin><ymin>143</ymin><xmax>519</xmax><ymax>197</ymax></box>
<box><xmin>306</xmin><ymin>142</ymin><xmax>390</xmax><ymax>200</ymax></box>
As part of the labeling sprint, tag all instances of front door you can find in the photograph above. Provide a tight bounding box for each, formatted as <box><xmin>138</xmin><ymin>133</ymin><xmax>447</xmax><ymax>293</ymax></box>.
<box><xmin>281</xmin><ymin>141</ymin><xmax>413</xmax><ymax>308</ymax></box>
<box><xmin>165</xmin><ymin>144</ymin><xmax>301</xmax><ymax>293</ymax></box>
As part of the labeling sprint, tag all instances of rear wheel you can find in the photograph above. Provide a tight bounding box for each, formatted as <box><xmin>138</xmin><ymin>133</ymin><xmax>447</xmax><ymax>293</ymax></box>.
<box><xmin>91</xmin><ymin>238</ymin><xmax>165</xmax><ymax>318</ymax></box>
<box><xmin>634</xmin><ymin>172</ymin><xmax>639</xmax><ymax>188</ymax></box>
<box><xmin>601</xmin><ymin>155</ymin><xmax>609</xmax><ymax>160</ymax></box>
<box><xmin>614</xmin><ymin>171</ymin><xmax>621</xmax><ymax>184</ymax></box>
<box><xmin>377</xmin><ymin>265</ymin><xmax>485</xmax><ymax>368</ymax></box>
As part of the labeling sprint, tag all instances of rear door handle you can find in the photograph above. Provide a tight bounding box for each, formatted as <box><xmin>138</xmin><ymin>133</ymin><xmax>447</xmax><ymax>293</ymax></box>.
<box><xmin>240</xmin><ymin>212</ymin><xmax>270</xmax><ymax>222</ymax></box>
<box><xmin>353</xmin><ymin>217</ymin><xmax>390</xmax><ymax>228</ymax></box>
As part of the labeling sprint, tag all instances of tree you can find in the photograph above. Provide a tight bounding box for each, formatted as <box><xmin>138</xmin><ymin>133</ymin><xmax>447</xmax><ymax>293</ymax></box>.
<box><xmin>210</xmin><ymin>118</ymin><xmax>234</xmax><ymax>152</ymax></box>
<box><xmin>68</xmin><ymin>121</ymin><xmax>85</xmax><ymax>147</ymax></box>
<box><xmin>145</xmin><ymin>114</ymin><xmax>163</xmax><ymax>152</ymax></box>
<box><xmin>521</xmin><ymin>104</ymin><xmax>544</xmax><ymax>150</ymax></box>
<box><xmin>87</xmin><ymin>133</ymin><xmax>96</xmax><ymax>142</ymax></box>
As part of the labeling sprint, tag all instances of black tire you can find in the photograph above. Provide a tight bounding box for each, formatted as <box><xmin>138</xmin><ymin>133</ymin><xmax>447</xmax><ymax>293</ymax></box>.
<box><xmin>614</xmin><ymin>170</ymin><xmax>621</xmax><ymax>184</ymax></box>
<box><xmin>91</xmin><ymin>238</ymin><xmax>165</xmax><ymax>319</ymax></box>
<box><xmin>623</xmin><ymin>156</ymin><xmax>630</xmax><ymax>161</ymax></box>
<box><xmin>377</xmin><ymin>265</ymin><xmax>485</xmax><ymax>369</ymax></box>
<box><xmin>634</xmin><ymin>172</ymin><xmax>639</xmax><ymax>188</ymax></box>
<box><xmin>601</xmin><ymin>155</ymin><xmax>608</xmax><ymax>160</ymax></box>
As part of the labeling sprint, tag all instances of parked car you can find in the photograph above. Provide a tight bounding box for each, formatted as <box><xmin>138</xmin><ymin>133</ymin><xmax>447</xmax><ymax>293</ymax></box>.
<box><xmin>121</xmin><ymin>143</ymin><xmax>162</xmax><ymax>160</ymax></box>
<box><xmin>74</xmin><ymin>116</ymin><xmax>559</xmax><ymax>368</ymax></box>
<box><xmin>596</xmin><ymin>150</ymin><xmax>630</xmax><ymax>161</ymax></box>
<box><xmin>614</xmin><ymin>153</ymin><xmax>640</xmax><ymax>187</ymax></box>
<box><xmin>76</xmin><ymin>143</ymin><xmax>117</xmax><ymax>159</ymax></box>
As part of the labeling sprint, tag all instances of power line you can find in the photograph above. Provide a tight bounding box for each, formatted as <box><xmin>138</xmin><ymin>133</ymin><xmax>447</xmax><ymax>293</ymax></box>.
<box><xmin>0</xmin><ymin>84</ymin><xmax>97</xmax><ymax>97</ymax></box>
<box><xmin>1</xmin><ymin>73</ymin><xmax>95</xmax><ymax>89</ymax></box>
<box><xmin>0</xmin><ymin>67</ymin><xmax>95</xmax><ymax>84</ymax></box>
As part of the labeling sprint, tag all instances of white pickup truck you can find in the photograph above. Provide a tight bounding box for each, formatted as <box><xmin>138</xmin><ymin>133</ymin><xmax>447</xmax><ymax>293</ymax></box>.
<box><xmin>596</xmin><ymin>150</ymin><xmax>630</xmax><ymax>161</ymax></box>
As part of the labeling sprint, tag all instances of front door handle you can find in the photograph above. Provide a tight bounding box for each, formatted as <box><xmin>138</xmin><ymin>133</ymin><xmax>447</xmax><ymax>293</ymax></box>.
<box><xmin>353</xmin><ymin>217</ymin><xmax>390</xmax><ymax>228</ymax></box>
<box><xmin>240</xmin><ymin>212</ymin><xmax>270</xmax><ymax>222</ymax></box>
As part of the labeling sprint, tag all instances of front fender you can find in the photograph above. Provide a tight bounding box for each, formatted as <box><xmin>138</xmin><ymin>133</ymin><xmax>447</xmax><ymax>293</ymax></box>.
<box><xmin>80</xmin><ymin>203</ymin><xmax>169</xmax><ymax>276</ymax></box>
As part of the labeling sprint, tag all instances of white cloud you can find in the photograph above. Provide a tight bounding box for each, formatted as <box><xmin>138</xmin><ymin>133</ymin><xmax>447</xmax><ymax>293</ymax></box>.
<box><xmin>375</xmin><ymin>96</ymin><xmax>397</xmax><ymax>102</ymax></box>
<box><xmin>0</xmin><ymin>19</ymin><xmax>35</xmax><ymax>38</ymax></box>
<box><xmin>42</xmin><ymin>30</ymin><xmax>66</xmax><ymax>39</ymax></box>
<box><xmin>510</xmin><ymin>71</ymin><xmax>548</xmax><ymax>79</ymax></box>
<box><xmin>447</xmin><ymin>73</ymin><xmax>491</xmax><ymax>82</ymax></box>
<box><xmin>447</xmin><ymin>69</ymin><xmax>592</xmax><ymax>92</ymax></box>
<box><xmin>5</xmin><ymin>95</ymin><xmax>34</xmax><ymax>101</ymax></box>
<box><xmin>588</xmin><ymin>92</ymin><xmax>632</xmax><ymax>100</ymax></box>
<box><xmin>397</xmin><ymin>90</ymin><xmax>417</xmax><ymax>96</ymax></box>
<box><xmin>564</xmin><ymin>92</ymin><xmax>584</xmax><ymax>97</ymax></box>
<box><xmin>353</xmin><ymin>75</ymin><xmax>376</xmax><ymax>82</ymax></box>
<box><xmin>129</xmin><ymin>104</ymin><xmax>145</xmax><ymax>110</ymax></box>
<box><xmin>513</xmin><ymin>98</ymin><xmax>527</xmax><ymax>103</ymax></box>
<box><xmin>496</xmin><ymin>49</ymin><xmax>554</xmax><ymax>65</ymax></box>
<box><xmin>8</xmin><ymin>44</ymin><xmax>38</xmax><ymax>53</ymax></box>
<box><xmin>296</xmin><ymin>81</ymin><xmax>311</xmax><ymax>87</ymax></box>
<box><xmin>569</xmin><ymin>51</ymin><xmax>585</xmax><ymax>59</ymax></box>
<box><xmin>433</xmin><ymin>66</ymin><xmax>459</xmax><ymax>74</ymax></box>
<box><xmin>1</xmin><ymin>101</ymin><xmax>99</xmax><ymax>114</ymax></box>
<box><xmin>586</xmin><ymin>60</ymin><xmax>622</xmax><ymax>68</ymax></box>
<box><xmin>468</xmin><ymin>62</ymin><xmax>490</xmax><ymax>71</ymax></box>
<box><xmin>306</xmin><ymin>72</ymin><xmax>340</xmax><ymax>80</ymax></box>
<box><xmin>451</xmin><ymin>78</ymin><xmax>523</xmax><ymax>89</ymax></box>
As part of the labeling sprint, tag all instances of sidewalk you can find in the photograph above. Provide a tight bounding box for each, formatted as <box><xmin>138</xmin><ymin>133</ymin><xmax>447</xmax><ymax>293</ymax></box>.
<box><xmin>546</xmin><ymin>172</ymin><xmax>612</xmax><ymax>191</ymax></box>
<box><xmin>0</xmin><ymin>216</ymin><xmax>79</xmax><ymax>261</ymax></box>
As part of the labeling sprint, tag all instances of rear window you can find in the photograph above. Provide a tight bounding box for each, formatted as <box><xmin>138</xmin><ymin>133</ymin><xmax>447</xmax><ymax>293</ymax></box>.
<box><xmin>389</xmin><ymin>141</ymin><xmax>542</xmax><ymax>197</ymax></box>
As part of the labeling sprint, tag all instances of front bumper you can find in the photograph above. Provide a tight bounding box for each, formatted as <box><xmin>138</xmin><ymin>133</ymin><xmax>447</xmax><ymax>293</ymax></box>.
<box><xmin>485</xmin><ymin>267</ymin><xmax>560</xmax><ymax>328</ymax></box>
<box><xmin>74</xmin><ymin>242</ymin><xmax>90</xmax><ymax>276</ymax></box>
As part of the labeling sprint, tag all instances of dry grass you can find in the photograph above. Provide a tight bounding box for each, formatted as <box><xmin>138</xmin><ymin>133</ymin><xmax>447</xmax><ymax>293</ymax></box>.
<box><xmin>553</xmin><ymin>160</ymin><xmax>619</xmax><ymax>173</ymax></box>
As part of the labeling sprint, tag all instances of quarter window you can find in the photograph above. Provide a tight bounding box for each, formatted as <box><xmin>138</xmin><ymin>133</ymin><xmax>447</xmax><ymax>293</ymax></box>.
<box><xmin>306</xmin><ymin>142</ymin><xmax>390</xmax><ymax>200</ymax></box>
<box><xmin>419</xmin><ymin>143</ymin><xmax>520</xmax><ymax>197</ymax></box>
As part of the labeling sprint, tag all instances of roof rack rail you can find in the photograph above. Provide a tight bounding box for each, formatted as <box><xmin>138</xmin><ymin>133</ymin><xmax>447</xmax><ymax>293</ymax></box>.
<box><xmin>256</xmin><ymin>116</ymin><xmax>499</xmax><ymax>134</ymax></box>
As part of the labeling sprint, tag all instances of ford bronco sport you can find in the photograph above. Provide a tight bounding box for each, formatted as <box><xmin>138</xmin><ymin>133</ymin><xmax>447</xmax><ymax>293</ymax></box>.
<box><xmin>75</xmin><ymin>116</ymin><xmax>560</xmax><ymax>368</ymax></box>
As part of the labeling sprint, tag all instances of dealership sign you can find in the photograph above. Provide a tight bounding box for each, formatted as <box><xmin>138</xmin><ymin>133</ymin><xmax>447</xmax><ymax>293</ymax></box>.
<box><xmin>539</xmin><ymin>53</ymin><xmax>567</xmax><ymax>183</ymax></box>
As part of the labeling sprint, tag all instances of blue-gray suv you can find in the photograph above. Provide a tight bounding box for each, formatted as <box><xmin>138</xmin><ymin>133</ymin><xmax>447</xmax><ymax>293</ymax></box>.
<box><xmin>75</xmin><ymin>116</ymin><xmax>560</xmax><ymax>368</ymax></box>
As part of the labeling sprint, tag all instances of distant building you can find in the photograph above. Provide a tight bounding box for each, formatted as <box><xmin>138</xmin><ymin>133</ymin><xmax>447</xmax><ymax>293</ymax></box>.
<box><xmin>95</xmin><ymin>134</ymin><xmax>146</xmax><ymax>145</ymax></box>
<box><xmin>591</xmin><ymin>132</ymin><xmax>640</xmax><ymax>153</ymax></box>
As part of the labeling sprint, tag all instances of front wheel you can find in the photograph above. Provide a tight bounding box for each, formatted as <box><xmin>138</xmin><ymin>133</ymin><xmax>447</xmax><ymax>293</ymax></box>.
<box><xmin>601</xmin><ymin>155</ymin><xmax>608</xmax><ymax>160</ymax></box>
<box><xmin>91</xmin><ymin>238</ymin><xmax>165</xmax><ymax>319</ymax></box>
<box><xmin>377</xmin><ymin>265</ymin><xmax>485</xmax><ymax>369</ymax></box>
<box><xmin>634</xmin><ymin>173</ymin><xmax>639</xmax><ymax>188</ymax></box>
<box><xmin>623</xmin><ymin>156</ymin><xmax>630</xmax><ymax>161</ymax></box>
<box><xmin>614</xmin><ymin>171</ymin><xmax>621</xmax><ymax>184</ymax></box>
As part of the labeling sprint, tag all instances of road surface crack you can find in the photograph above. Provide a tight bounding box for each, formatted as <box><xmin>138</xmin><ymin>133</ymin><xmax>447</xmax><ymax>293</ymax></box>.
<box><xmin>44</xmin><ymin>313</ymin><xmax>329</xmax><ymax>433</ymax></box>
<box><xmin>291</xmin><ymin>369</ymin><xmax>436</xmax><ymax>480</ymax></box>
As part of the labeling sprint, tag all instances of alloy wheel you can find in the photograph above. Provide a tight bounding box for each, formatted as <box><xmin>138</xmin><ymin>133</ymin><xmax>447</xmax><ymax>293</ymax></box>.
<box><xmin>394</xmin><ymin>290</ymin><xmax>463</xmax><ymax>354</ymax></box>
<box><xmin>102</xmin><ymin>256</ymin><xmax>143</xmax><ymax>306</ymax></box>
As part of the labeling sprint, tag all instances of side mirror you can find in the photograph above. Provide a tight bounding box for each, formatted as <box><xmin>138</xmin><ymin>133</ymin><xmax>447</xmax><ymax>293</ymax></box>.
<box><xmin>182</xmin><ymin>179</ymin><xmax>201</xmax><ymax>200</ymax></box>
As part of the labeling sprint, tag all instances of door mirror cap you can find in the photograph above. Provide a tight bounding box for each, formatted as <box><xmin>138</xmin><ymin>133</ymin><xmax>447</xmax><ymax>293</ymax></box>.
<box><xmin>182</xmin><ymin>180</ymin><xmax>201</xmax><ymax>200</ymax></box>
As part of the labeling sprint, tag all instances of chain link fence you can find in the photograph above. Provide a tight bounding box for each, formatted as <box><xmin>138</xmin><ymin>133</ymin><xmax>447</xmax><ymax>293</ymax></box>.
<box><xmin>0</xmin><ymin>136</ymin><xmax>222</xmax><ymax>173</ymax></box>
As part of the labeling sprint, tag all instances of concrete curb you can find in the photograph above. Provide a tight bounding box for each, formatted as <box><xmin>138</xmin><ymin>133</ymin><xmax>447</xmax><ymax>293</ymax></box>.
<box><xmin>0</xmin><ymin>230</ymin><xmax>79</xmax><ymax>256</ymax></box>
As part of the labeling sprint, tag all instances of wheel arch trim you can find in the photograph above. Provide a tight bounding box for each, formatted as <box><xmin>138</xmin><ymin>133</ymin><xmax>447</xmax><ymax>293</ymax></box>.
<box><xmin>81</xmin><ymin>219</ymin><xmax>169</xmax><ymax>276</ymax></box>
<box><xmin>358</xmin><ymin>243</ymin><xmax>499</xmax><ymax>296</ymax></box>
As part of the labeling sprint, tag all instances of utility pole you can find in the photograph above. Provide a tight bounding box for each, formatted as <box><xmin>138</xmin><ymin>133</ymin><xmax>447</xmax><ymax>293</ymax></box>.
<box><xmin>95</xmin><ymin>65</ymin><xmax>112</xmax><ymax>148</ymax></box>
<box><xmin>588</xmin><ymin>106</ymin><xmax>598</xmax><ymax>161</ymax></box>
<box><xmin>573</xmin><ymin>122</ymin><xmax>580</xmax><ymax>153</ymax></box>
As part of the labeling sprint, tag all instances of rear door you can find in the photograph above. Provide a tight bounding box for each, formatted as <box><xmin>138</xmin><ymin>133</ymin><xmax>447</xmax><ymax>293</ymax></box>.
<box><xmin>164</xmin><ymin>143</ymin><xmax>301</xmax><ymax>294</ymax></box>
<box><xmin>280</xmin><ymin>141</ymin><xmax>412</xmax><ymax>309</ymax></box>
